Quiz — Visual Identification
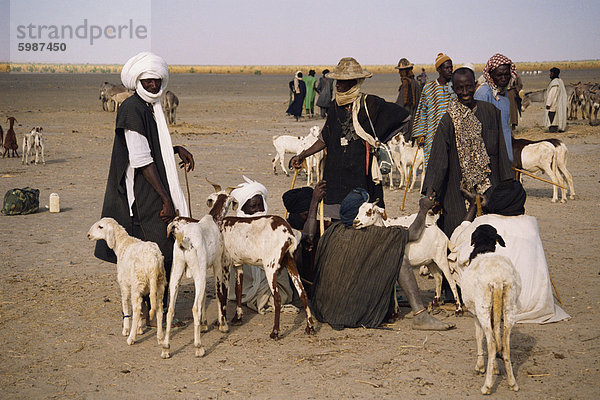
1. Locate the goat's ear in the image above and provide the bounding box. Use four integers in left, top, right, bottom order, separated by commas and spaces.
206, 198, 214, 208
496, 234, 506, 247
105, 226, 115, 249
381, 209, 388, 220
225, 186, 238, 195
231, 199, 238, 211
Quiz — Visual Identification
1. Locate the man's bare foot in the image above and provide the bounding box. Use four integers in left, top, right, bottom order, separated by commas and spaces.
412, 310, 456, 330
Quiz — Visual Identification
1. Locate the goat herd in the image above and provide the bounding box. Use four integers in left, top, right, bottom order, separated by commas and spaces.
274, 125, 575, 203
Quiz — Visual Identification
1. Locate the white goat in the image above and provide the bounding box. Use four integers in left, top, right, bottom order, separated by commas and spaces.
87, 217, 166, 346
207, 182, 315, 339
272, 125, 320, 175
306, 147, 324, 186
452, 224, 521, 395
352, 201, 462, 313
160, 184, 237, 359
22, 126, 45, 165
388, 134, 424, 191
513, 137, 575, 203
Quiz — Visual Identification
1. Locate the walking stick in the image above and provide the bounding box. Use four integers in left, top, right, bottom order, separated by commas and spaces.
184, 164, 192, 218
512, 167, 566, 190
549, 273, 563, 305
284, 168, 299, 219
319, 199, 325, 236
401, 143, 421, 211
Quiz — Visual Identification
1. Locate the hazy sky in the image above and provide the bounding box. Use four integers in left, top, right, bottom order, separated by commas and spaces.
2, 0, 599, 65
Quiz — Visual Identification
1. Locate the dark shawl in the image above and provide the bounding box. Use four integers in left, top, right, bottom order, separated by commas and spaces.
310, 221, 408, 329
422, 100, 513, 238
321, 94, 410, 205
316, 76, 334, 108
286, 80, 306, 117
94, 93, 174, 265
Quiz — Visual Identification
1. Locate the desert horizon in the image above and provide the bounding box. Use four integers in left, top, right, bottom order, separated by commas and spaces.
2, 59, 600, 75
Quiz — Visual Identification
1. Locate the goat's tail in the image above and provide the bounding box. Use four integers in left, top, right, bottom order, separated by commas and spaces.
149, 276, 158, 321
491, 284, 504, 353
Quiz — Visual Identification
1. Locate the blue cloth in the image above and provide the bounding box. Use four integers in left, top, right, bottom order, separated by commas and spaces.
474, 84, 513, 163
339, 188, 370, 227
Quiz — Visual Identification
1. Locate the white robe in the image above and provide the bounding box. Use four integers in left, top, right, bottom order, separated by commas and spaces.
226, 177, 296, 314
449, 214, 570, 324
544, 78, 568, 131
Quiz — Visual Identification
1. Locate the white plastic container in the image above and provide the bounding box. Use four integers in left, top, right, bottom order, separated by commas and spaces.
49, 193, 60, 213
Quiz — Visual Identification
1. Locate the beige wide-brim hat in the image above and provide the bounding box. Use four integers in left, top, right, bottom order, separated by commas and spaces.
326, 57, 373, 80
395, 58, 414, 70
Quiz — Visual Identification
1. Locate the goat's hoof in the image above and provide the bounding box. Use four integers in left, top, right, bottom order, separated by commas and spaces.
137, 327, 144, 335
305, 326, 316, 335
126, 338, 135, 346
569, 195, 576, 200
432, 298, 440, 307
195, 346, 206, 357
219, 323, 229, 333
560, 199, 566, 203
270, 331, 279, 340
509, 383, 519, 392
122, 329, 129, 337
455, 307, 464, 316
480, 385, 492, 395
551, 198, 558, 203
161, 346, 171, 359
200, 321, 209, 332
231, 316, 243, 326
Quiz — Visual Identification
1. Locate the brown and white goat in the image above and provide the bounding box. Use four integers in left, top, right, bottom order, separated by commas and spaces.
205, 181, 316, 339
352, 201, 462, 313
452, 224, 521, 395
22, 126, 45, 165
512, 137, 575, 203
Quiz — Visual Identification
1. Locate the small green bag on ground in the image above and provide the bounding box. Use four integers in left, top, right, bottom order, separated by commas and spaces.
1, 187, 40, 215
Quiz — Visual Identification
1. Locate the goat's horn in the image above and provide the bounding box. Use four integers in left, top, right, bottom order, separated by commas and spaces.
205, 177, 221, 192
225, 186, 239, 195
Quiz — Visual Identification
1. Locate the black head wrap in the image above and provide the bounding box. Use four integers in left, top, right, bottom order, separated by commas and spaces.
484, 180, 526, 216
283, 187, 313, 214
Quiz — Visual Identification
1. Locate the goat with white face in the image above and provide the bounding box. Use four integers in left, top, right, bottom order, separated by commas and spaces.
87, 217, 166, 346
452, 224, 521, 395
353, 200, 462, 313
272, 125, 320, 175
161, 183, 238, 358
388, 134, 424, 191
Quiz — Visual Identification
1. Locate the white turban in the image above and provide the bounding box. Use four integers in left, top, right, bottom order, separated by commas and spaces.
119, 52, 189, 217
121, 52, 169, 91
231, 176, 268, 217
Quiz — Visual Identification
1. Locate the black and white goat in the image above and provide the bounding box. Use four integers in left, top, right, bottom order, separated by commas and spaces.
452, 224, 521, 395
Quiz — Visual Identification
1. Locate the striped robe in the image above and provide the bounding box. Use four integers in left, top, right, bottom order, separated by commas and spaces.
411, 80, 455, 171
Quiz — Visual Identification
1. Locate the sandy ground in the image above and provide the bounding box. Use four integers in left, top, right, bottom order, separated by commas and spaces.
0, 71, 599, 399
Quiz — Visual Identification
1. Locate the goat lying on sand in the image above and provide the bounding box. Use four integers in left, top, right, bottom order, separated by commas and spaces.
454, 224, 521, 395
353, 200, 462, 313
161, 185, 236, 359
87, 217, 166, 346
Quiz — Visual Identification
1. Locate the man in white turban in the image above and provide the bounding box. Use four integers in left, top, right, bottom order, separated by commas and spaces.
95, 52, 194, 325
228, 176, 296, 315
